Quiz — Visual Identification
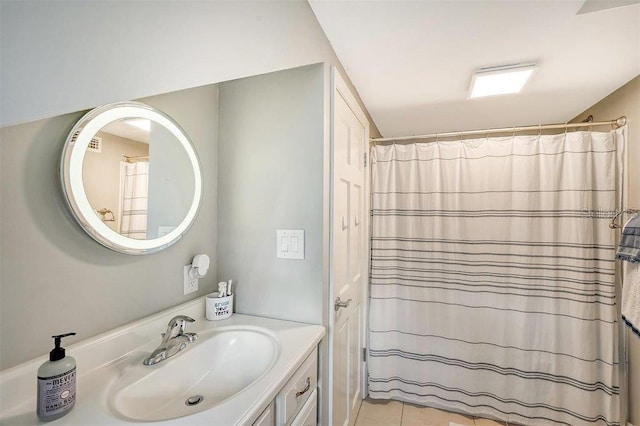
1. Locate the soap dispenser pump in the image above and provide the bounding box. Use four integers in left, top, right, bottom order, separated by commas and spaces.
37, 333, 77, 422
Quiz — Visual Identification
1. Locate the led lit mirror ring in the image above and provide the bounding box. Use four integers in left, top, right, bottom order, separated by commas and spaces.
60, 101, 202, 255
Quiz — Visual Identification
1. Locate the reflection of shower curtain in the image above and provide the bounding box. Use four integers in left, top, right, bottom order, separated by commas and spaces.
118, 161, 149, 239
368, 130, 624, 426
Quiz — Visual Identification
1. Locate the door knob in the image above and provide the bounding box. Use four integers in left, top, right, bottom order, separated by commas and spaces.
334, 297, 352, 311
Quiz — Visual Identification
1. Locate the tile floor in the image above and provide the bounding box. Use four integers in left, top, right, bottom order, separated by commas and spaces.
354, 398, 511, 426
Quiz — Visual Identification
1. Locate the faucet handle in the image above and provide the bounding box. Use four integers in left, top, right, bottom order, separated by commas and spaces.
167, 315, 195, 337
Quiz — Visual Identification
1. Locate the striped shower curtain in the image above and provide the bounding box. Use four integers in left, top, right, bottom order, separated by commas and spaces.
368, 129, 624, 426
118, 161, 149, 239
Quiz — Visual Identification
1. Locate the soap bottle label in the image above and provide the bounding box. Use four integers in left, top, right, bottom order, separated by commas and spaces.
37, 367, 76, 417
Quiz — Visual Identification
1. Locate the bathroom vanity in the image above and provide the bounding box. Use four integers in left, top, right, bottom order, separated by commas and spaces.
0, 297, 325, 425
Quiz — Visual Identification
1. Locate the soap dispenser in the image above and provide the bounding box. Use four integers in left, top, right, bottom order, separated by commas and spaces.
37, 333, 77, 422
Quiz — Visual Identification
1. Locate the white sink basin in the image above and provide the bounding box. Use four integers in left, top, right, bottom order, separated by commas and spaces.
107, 327, 279, 422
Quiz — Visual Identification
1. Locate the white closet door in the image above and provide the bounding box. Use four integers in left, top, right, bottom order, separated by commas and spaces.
331, 69, 369, 426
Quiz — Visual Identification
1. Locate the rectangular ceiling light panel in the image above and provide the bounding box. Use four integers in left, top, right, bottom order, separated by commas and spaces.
469, 64, 536, 98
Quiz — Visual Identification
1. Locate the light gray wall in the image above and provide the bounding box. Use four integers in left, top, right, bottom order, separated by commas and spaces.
0, 84, 219, 370
0, 0, 380, 139
217, 64, 325, 325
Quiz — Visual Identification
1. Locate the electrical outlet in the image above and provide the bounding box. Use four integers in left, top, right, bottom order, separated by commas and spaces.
183, 265, 198, 295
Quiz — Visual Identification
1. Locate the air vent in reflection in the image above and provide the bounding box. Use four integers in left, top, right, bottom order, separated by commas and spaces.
87, 136, 102, 153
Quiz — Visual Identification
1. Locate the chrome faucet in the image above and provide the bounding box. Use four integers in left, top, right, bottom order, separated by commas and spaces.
143, 315, 198, 366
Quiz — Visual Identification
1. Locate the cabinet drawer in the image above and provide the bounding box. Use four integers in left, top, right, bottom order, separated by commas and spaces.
290, 389, 317, 426
253, 400, 275, 426
276, 351, 318, 425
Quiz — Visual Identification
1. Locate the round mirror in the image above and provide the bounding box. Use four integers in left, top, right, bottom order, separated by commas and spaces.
60, 101, 202, 254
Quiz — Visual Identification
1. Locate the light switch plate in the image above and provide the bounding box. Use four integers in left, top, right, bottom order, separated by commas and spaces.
277, 229, 304, 259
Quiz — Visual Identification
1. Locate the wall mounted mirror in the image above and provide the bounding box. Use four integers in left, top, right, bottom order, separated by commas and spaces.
60, 101, 202, 254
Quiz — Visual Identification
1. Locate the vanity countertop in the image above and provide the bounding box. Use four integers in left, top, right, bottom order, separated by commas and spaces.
0, 297, 325, 425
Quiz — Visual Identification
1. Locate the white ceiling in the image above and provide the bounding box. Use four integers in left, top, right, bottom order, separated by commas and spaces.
100, 120, 150, 144
309, 1, 640, 137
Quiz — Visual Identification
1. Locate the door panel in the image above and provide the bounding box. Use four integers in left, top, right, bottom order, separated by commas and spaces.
335, 178, 350, 300
350, 183, 362, 283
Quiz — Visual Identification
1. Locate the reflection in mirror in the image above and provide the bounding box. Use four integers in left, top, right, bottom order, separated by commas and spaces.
80, 118, 195, 241
82, 119, 149, 237
61, 101, 202, 255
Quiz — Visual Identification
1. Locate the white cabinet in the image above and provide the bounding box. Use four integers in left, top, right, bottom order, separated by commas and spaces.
253, 350, 318, 426
253, 401, 276, 426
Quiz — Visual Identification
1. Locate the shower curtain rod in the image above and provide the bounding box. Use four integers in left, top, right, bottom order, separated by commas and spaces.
370, 116, 627, 144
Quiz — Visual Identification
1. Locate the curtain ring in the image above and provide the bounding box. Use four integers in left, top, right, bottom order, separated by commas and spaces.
435, 133, 439, 143
538, 124, 542, 137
